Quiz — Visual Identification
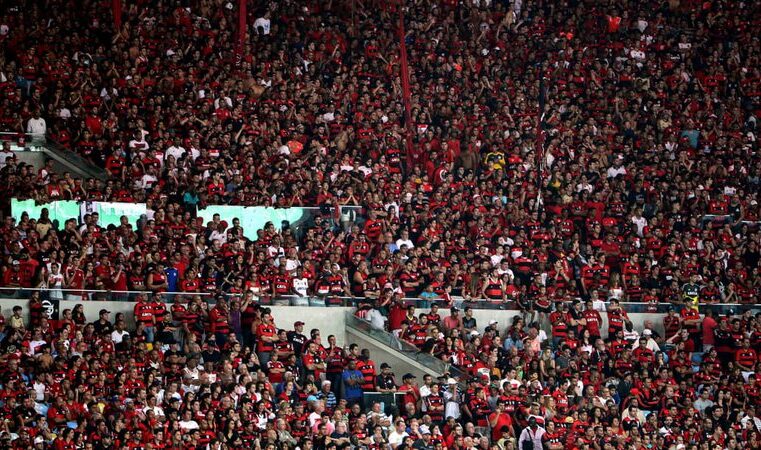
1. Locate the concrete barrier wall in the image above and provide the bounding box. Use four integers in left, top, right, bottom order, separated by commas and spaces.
0, 298, 350, 345
0, 298, 669, 343
464, 308, 668, 338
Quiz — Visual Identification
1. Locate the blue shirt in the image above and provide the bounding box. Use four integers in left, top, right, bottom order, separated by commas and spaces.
165, 267, 179, 292
342, 369, 364, 400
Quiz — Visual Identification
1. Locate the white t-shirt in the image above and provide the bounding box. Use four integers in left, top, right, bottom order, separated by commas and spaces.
0, 149, 14, 168
607, 165, 627, 178
285, 258, 301, 272
268, 245, 285, 259
129, 138, 150, 152
29, 339, 47, 356
367, 309, 386, 330
592, 299, 607, 312
27, 117, 47, 135
165, 145, 186, 161
396, 239, 414, 249
293, 278, 309, 296
140, 173, 158, 189
144, 405, 165, 417
111, 329, 129, 344
631, 216, 647, 236
388, 430, 409, 448
209, 230, 228, 244
32, 381, 46, 401
253, 17, 271, 35
497, 267, 514, 280
179, 419, 199, 431
48, 272, 64, 288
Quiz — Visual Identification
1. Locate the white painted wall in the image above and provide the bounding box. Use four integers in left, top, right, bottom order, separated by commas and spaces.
0, 299, 350, 345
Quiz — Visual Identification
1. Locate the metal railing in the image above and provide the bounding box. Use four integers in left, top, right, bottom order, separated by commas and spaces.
0, 132, 109, 180
0, 131, 46, 151
42, 136, 110, 181
700, 214, 761, 226
345, 312, 465, 379
0, 287, 757, 316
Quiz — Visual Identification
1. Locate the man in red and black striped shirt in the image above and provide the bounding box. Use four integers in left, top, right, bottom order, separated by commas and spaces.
209, 296, 230, 345
425, 383, 445, 423
256, 309, 279, 368
736, 338, 757, 375
357, 349, 377, 392
133, 295, 155, 340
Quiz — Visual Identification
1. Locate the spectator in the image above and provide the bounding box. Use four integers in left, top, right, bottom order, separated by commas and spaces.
26, 110, 46, 136
387, 418, 409, 450
0, 0, 759, 448
516, 416, 544, 450
341, 359, 364, 407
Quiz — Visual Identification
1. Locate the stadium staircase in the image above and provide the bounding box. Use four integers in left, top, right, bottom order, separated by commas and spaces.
345, 312, 465, 381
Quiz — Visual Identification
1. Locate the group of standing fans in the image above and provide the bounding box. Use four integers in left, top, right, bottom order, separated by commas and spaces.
2, 284, 761, 450
0, 0, 760, 448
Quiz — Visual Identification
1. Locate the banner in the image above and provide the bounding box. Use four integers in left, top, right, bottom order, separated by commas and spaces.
196, 206, 312, 239
41, 298, 60, 321
12, 199, 147, 228
398, 4, 414, 167
80, 201, 147, 227
12, 198, 360, 240
11, 199, 80, 228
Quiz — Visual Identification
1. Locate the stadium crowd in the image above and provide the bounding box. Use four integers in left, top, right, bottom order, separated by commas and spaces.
0, 0, 761, 448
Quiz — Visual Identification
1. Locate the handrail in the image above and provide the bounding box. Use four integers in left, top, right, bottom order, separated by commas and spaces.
0, 287, 756, 315
700, 214, 761, 225
0, 133, 109, 179
345, 312, 465, 379
0, 131, 45, 137
42, 137, 110, 181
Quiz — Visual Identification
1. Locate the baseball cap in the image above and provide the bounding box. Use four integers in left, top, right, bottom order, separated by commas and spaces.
99, 309, 110, 315
294, 321, 305, 327
403, 373, 416, 380
381, 363, 391, 369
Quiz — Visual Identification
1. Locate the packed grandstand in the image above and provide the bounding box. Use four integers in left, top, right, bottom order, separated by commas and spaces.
0, 0, 760, 449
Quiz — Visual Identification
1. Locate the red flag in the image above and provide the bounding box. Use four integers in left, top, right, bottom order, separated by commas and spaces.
113, 0, 122, 31
398, 3, 414, 169
238, 0, 247, 51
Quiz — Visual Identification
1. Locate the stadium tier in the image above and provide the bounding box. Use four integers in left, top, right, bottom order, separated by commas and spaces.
0, 0, 760, 449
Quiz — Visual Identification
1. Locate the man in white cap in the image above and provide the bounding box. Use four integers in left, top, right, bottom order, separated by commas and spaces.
444, 378, 461, 420
413, 425, 434, 449
636, 328, 661, 353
